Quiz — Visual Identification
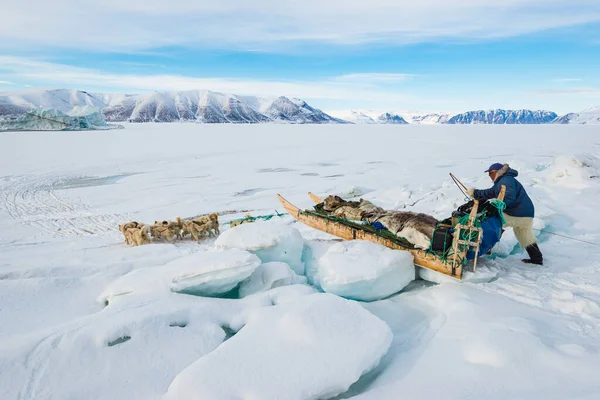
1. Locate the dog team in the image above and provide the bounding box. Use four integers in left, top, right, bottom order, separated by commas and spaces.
118, 213, 220, 246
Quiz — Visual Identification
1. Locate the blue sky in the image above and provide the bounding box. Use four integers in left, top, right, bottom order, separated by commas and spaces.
1, 0, 600, 113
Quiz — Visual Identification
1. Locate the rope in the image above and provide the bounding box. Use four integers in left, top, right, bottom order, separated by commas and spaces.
231, 210, 287, 224
449, 173, 471, 201
488, 199, 506, 225
533, 229, 600, 247
305, 209, 416, 249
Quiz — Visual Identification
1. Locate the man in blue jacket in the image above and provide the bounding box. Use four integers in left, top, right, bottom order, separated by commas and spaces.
467, 163, 543, 265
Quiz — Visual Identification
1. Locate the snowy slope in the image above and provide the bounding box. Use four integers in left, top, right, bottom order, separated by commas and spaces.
0, 88, 109, 116
554, 106, 600, 124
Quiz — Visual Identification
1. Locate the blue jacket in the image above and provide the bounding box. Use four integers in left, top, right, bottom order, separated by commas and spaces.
473, 165, 534, 217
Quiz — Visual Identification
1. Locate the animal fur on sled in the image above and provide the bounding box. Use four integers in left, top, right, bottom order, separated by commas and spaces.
318, 195, 438, 249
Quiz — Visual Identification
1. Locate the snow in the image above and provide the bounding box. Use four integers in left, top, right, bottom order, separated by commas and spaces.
239, 261, 308, 297
315, 241, 415, 301
562, 105, 600, 125
165, 293, 393, 400
98, 249, 261, 303
2, 123, 600, 399
327, 109, 451, 124
215, 221, 306, 275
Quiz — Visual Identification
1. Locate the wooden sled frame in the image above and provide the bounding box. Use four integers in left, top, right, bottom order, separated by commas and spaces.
279, 187, 505, 279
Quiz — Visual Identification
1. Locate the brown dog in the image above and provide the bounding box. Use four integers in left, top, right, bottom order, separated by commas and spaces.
193, 213, 219, 237
150, 222, 176, 242
119, 221, 145, 245
125, 226, 151, 246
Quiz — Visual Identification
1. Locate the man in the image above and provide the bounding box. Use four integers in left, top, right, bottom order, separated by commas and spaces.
467, 163, 543, 265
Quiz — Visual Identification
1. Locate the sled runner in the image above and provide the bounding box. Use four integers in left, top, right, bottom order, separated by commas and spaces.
278, 187, 505, 279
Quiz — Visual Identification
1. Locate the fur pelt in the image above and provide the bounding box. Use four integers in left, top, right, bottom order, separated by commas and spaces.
503, 214, 537, 247
318, 196, 438, 250
363, 210, 438, 250
332, 199, 384, 220
494, 164, 510, 182
322, 195, 360, 212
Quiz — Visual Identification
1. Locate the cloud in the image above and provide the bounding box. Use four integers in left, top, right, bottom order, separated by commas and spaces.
334, 73, 416, 83
552, 78, 582, 82
0, 80, 15, 85
0, 1, 599, 51
0, 56, 415, 103
531, 87, 600, 94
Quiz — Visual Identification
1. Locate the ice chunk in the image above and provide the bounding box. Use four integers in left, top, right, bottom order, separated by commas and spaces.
215, 221, 305, 275
315, 241, 415, 301
165, 293, 393, 400
239, 262, 308, 298
546, 155, 598, 188
98, 249, 261, 303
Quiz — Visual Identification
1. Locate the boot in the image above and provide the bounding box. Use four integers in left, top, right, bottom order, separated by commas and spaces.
522, 243, 543, 265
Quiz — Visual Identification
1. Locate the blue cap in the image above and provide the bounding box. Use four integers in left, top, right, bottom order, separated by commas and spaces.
485, 163, 503, 173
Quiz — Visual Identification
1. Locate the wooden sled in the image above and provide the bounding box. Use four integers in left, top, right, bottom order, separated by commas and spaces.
278, 194, 486, 279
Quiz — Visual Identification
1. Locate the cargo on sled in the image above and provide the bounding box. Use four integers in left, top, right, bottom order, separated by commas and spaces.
277, 186, 506, 279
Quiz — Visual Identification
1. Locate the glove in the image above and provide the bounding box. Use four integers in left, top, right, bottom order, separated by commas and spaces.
466, 187, 475, 198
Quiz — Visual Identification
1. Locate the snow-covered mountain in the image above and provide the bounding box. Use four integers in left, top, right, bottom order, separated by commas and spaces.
400, 112, 450, 124
259, 97, 346, 124
0, 89, 344, 124
328, 110, 409, 124
0, 89, 116, 116
447, 109, 558, 124
328, 110, 378, 124
553, 106, 600, 124
376, 112, 408, 124
102, 91, 272, 123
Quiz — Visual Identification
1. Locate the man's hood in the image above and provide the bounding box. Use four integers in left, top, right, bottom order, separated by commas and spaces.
495, 164, 518, 181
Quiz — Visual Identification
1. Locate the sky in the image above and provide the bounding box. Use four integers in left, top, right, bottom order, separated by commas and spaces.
1, 0, 600, 114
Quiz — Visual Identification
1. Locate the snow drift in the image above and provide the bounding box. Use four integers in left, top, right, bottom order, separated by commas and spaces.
165, 293, 393, 400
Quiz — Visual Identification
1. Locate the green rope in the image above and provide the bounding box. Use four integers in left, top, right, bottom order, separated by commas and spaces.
231, 210, 287, 224
302, 210, 417, 250
489, 199, 506, 225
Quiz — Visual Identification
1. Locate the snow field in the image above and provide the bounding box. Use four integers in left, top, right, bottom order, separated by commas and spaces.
1, 124, 600, 399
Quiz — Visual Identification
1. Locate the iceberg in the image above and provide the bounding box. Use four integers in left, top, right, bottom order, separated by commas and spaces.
315, 240, 415, 301
0, 106, 122, 131
165, 293, 393, 400
215, 221, 305, 275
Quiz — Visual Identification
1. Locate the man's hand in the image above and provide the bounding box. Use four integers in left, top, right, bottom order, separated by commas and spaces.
466, 188, 475, 198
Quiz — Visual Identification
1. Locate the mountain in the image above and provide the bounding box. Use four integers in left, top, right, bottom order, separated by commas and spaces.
102, 91, 271, 123
259, 97, 346, 124
446, 109, 558, 124
328, 110, 378, 124
553, 106, 600, 124
0, 89, 344, 124
376, 112, 408, 124
400, 112, 450, 124
328, 109, 410, 124
0, 89, 112, 116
